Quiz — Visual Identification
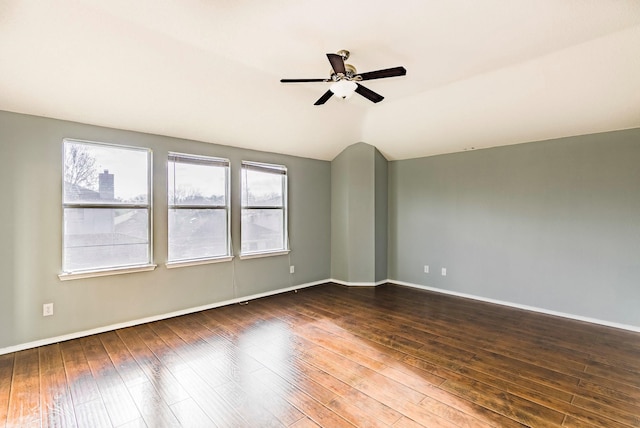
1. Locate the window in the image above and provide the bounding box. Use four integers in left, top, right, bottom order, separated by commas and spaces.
167, 153, 231, 264
61, 139, 152, 275
241, 161, 288, 257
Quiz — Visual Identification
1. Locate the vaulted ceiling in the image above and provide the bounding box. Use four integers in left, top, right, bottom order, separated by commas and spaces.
1, 0, 639, 160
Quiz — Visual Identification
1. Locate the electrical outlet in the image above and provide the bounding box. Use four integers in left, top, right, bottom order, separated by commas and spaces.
441, 268, 447, 276
289, 265, 295, 274
43, 303, 54, 317
424, 265, 429, 273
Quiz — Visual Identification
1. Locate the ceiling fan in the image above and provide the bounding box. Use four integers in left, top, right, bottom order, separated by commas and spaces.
280, 50, 407, 105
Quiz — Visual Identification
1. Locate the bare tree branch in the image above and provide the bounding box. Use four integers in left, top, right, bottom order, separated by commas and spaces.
64, 144, 97, 188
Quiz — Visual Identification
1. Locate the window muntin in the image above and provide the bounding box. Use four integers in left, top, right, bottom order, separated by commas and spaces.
62, 139, 152, 273
241, 161, 288, 255
167, 153, 230, 263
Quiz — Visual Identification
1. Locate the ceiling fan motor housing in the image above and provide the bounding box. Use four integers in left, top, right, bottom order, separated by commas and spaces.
332, 63, 359, 81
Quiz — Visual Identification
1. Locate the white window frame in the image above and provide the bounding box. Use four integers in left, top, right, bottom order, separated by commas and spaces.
59, 139, 155, 280
240, 161, 289, 259
166, 152, 232, 268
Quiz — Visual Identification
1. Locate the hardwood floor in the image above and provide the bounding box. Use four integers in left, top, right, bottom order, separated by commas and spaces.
1, 283, 639, 427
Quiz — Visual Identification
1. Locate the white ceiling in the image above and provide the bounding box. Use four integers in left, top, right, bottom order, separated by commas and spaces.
1, 0, 639, 160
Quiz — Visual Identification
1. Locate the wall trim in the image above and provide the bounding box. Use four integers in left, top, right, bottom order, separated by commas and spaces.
5, 277, 638, 355
388, 279, 640, 333
0, 279, 326, 356
330, 278, 388, 287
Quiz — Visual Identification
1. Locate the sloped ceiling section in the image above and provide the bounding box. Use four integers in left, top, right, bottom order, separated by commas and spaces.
366, 24, 640, 160
0, 0, 639, 160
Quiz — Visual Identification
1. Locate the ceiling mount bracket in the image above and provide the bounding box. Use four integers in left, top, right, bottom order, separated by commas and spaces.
336, 49, 350, 61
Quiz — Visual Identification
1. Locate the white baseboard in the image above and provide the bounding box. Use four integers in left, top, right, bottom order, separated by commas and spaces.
388, 279, 640, 333
0, 279, 326, 356
4, 278, 637, 355
330, 278, 388, 287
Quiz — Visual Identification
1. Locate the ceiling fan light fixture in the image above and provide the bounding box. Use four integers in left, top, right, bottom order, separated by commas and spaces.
329, 80, 358, 99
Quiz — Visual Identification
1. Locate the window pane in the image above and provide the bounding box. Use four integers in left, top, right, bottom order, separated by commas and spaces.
243, 169, 283, 207
167, 153, 230, 263
64, 141, 149, 204
168, 161, 227, 206
168, 209, 228, 261
63, 208, 149, 271
241, 209, 284, 253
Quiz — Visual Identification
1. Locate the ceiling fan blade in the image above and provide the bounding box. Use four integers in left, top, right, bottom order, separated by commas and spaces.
280, 78, 327, 83
358, 66, 407, 81
314, 90, 334, 105
355, 84, 384, 103
327, 53, 346, 75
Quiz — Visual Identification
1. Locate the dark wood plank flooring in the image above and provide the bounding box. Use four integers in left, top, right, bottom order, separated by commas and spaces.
1, 283, 639, 427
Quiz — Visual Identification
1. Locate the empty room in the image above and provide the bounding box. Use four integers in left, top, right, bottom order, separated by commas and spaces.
1, 1, 639, 427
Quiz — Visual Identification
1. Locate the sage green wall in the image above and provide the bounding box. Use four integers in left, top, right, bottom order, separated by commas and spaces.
374, 149, 388, 282
0, 110, 331, 349
388, 128, 640, 326
330, 145, 351, 281
331, 143, 375, 282
330, 142, 387, 283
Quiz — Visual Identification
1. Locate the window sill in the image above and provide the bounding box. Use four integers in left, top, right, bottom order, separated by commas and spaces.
166, 256, 234, 269
239, 249, 290, 260
58, 264, 157, 281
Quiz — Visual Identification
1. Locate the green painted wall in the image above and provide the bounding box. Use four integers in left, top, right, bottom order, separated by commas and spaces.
0, 110, 331, 349
374, 148, 388, 283
3, 109, 638, 349
331, 143, 375, 282
388, 129, 640, 326
331, 142, 387, 283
